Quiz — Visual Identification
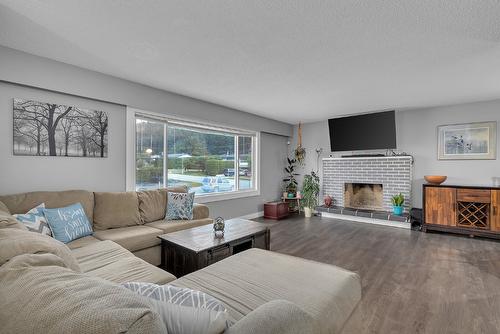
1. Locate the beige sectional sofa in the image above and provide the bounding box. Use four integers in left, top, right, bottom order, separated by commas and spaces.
0, 188, 362, 333
0, 187, 212, 266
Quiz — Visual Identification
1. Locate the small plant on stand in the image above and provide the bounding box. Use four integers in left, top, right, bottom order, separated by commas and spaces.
283, 157, 299, 197
391, 193, 405, 215
301, 171, 320, 218
294, 122, 306, 165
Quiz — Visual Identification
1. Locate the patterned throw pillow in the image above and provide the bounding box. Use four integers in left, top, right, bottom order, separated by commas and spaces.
166, 192, 195, 220
121, 282, 230, 334
43, 203, 93, 243
13, 203, 52, 236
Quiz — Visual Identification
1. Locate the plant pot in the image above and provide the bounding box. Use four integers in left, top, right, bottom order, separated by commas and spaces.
304, 207, 313, 218
393, 206, 404, 215
287, 192, 295, 198
324, 195, 332, 207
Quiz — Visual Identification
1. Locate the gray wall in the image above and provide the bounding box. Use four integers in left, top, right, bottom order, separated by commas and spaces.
292, 99, 500, 208
0, 46, 291, 218
0, 46, 291, 137
0, 81, 127, 193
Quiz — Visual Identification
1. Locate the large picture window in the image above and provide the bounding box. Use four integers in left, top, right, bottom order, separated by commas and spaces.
133, 112, 258, 201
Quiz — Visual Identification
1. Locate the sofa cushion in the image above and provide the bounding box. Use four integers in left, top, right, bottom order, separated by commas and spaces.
0, 228, 81, 272
72, 240, 175, 284
67, 235, 101, 250
171, 248, 361, 334
88, 256, 175, 285
0, 253, 165, 334
137, 189, 167, 224
71, 239, 135, 272
0, 190, 94, 222
145, 218, 213, 234
93, 192, 142, 230
93, 226, 163, 252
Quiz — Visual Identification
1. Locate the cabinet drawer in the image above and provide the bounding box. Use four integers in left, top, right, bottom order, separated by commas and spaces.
457, 189, 491, 203
207, 245, 230, 265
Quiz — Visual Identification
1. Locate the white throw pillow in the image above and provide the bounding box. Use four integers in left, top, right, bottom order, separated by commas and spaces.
13, 203, 52, 236
121, 282, 230, 334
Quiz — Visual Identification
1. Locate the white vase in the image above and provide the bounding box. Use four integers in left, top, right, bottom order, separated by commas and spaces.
304, 207, 313, 218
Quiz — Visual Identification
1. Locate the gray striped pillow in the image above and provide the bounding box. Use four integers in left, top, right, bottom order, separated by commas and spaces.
121, 282, 230, 334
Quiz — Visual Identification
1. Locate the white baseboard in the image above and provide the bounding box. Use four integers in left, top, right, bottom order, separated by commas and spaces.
321, 212, 411, 230
237, 211, 264, 220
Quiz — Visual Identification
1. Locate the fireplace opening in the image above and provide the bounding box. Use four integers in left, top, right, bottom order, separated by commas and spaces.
344, 183, 383, 210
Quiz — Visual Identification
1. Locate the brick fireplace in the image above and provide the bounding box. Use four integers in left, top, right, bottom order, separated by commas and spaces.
322, 156, 413, 212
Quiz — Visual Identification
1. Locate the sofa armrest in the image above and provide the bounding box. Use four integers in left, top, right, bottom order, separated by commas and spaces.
225, 300, 317, 334
192, 203, 209, 220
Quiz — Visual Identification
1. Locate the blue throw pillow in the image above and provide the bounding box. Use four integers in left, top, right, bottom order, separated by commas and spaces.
166, 192, 195, 220
43, 203, 93, 243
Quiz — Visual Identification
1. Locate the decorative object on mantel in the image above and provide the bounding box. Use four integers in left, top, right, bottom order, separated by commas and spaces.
301, 171, 320, 218
424, 175, 447, 185
293, 122, 306, 164
437, 121, 497, 160
283, 157, 299, 197
13, 98, 109, 157
213, 217, 225, 238
391, 193, 405, 215
324, 195, 333, 207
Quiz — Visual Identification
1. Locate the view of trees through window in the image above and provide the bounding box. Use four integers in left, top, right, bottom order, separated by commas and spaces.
136, 118, 255, 195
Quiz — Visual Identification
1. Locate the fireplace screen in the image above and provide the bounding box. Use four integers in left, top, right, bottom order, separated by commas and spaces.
344, 183, 383, 210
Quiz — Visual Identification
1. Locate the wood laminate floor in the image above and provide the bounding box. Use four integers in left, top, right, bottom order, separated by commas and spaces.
253, 215, 500, 334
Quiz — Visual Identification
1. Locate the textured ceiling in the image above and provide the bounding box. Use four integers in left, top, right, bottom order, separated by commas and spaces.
1, 1, 500, 124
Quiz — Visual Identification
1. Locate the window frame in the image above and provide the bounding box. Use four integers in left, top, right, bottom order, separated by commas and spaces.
126, 107, 260, 203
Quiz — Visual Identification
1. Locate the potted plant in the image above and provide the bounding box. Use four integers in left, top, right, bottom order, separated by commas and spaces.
391, 193, 405, 215
301, 171, 320, 218
283, 157, 299, 197
294, 123, 306, 164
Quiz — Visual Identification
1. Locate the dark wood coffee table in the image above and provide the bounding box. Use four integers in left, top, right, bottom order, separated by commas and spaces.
159, 218, 270, 277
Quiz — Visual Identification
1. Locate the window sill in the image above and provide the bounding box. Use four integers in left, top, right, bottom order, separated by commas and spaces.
194, 189, 260, 204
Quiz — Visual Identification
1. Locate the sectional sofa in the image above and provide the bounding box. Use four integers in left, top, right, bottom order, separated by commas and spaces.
0, 187, 212, 266
0, 188, 362, 333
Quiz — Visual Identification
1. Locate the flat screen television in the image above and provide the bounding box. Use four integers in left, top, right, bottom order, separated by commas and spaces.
328, 111, 396, 152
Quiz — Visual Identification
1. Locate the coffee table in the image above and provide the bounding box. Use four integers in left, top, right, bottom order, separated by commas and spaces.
158, 218, 270, 277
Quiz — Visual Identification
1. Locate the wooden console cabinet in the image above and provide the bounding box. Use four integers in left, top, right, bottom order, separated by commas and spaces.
423, 184, 500, 239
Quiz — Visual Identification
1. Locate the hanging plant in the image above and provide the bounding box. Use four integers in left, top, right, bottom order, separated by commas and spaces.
294, 122, 306, 164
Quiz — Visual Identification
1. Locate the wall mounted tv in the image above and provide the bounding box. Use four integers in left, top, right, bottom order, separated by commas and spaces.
328, 110, 396, 152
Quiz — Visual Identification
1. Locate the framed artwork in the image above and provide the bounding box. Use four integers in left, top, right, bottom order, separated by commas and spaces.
437, 121, 497, 160
13, 98, 108, 157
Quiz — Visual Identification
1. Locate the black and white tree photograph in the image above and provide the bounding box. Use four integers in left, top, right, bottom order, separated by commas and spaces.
13, 98, 108, 157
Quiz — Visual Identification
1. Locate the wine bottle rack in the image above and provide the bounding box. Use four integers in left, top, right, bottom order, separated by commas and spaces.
457, 201, 489, 229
